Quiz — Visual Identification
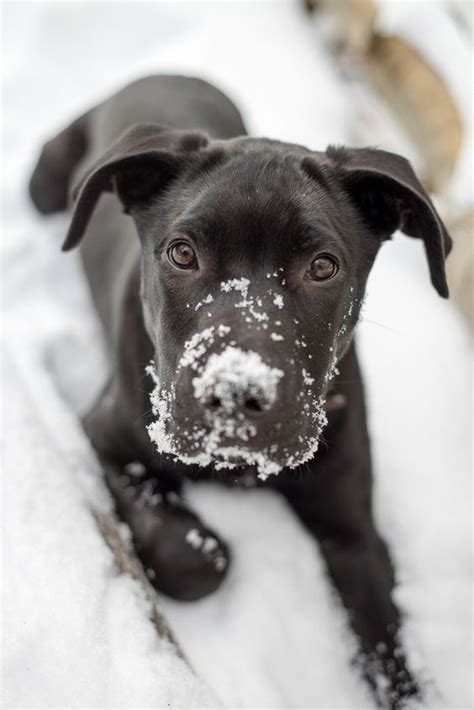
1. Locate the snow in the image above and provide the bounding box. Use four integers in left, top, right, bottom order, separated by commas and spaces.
178, 325, 221, 370
1, 347, 218, 709
194, 293, 214, 311
273, 293, 284, 309
148, 341, 286, 479
2, 1, 472, 709
146, 326, 290, 473
220, 276, 272, 324
185, 528, 204, 549
192, 346, 284, 412
185, 529, 226, 572
189, 345, 285, 478
148, 319, 328, 477
220, 277, 251, 296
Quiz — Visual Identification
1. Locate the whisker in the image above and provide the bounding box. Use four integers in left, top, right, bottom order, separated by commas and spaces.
135, 407, 154, 423
359, 318, 401, 334
137, 370, 153, 386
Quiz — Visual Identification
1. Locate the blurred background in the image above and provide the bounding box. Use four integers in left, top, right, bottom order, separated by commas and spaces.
2, 2, 472, 709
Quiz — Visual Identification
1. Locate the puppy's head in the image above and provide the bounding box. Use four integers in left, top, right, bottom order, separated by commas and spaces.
65, 124, 452, 478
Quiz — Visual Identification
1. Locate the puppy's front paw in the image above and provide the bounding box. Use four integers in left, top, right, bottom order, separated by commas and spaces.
359, 645, 422, 710
141, 507, 230, 601
104, 461, 230, 601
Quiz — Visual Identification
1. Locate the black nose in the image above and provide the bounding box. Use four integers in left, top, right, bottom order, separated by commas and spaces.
206, 389, 268, 417
192, 346, 284, 420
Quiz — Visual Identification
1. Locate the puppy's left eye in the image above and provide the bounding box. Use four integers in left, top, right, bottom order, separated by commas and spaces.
167, 241, 198, 270
306, 254, 339, 282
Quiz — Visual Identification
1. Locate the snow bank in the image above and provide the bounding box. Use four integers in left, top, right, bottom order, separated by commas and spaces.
1, 344, 218, 709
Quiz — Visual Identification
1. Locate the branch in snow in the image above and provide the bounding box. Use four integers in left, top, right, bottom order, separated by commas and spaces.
94, 511, 189, 663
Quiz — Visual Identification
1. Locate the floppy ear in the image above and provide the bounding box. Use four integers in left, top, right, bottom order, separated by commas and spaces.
62, 122, 209, 251
325, 146, 452, 298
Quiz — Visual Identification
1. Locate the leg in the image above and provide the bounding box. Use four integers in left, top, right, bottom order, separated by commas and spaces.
102, 458, 230, 601
319, 528, 419, 707
83, 392, 230, 601
283, 482, 420, 709
276, 344, 421, 707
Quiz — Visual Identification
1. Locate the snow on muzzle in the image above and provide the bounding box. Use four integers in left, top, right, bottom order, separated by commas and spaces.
192, 346, 283, 417
146, 321, 330, 480
145, 324, 286, 478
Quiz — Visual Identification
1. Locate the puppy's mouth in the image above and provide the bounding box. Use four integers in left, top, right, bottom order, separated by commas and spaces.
146, 380, 289, 480
146, 390, 326, 480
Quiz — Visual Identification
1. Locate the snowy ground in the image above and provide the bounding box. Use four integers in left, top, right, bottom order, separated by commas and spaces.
1, 2, 472, 708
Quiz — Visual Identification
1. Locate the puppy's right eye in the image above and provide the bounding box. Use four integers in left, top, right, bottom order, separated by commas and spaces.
306, 254, 339, 282
167, 241, 198, 270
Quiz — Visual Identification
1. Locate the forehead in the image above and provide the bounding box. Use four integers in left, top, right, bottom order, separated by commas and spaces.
171, 149, 346, 262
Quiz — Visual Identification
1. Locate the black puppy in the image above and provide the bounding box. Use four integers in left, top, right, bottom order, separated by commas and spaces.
29, 76, 451, 708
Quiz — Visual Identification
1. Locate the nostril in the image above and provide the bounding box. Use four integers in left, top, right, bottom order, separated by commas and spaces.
193, 347, 284, 420
243, 397, 266, 414
205, 392, 268, 416
209, 396, 222, 410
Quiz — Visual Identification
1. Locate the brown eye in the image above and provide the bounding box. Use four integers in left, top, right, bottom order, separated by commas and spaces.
167, 241, 198, 270
307, 254, 338, 281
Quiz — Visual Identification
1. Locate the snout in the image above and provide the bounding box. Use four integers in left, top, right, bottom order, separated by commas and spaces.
147, 281, 335, 479
159, 330, 326, 478
192, 346, 283, 419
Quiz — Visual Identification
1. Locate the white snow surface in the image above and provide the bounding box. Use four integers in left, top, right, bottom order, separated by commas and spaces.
2, 2, 472, 709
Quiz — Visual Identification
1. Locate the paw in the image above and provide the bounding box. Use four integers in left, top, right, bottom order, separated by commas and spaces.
113, 464, 230, 601
140, 508, 230, 601
358, 645, 422, 710
184, 526, 228, 573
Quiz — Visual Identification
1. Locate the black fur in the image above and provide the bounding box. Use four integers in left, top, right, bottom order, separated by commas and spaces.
29, 75, 452, 709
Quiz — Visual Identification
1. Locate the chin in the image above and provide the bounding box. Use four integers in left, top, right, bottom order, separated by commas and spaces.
148, 412, 325, 481
146, 373, 330, 480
